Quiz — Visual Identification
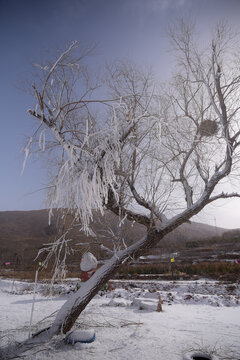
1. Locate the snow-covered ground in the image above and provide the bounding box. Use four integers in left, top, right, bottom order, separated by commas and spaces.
0, 277, 240, 359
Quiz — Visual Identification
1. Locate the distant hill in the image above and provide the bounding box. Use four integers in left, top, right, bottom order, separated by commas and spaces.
0, 209, 231, 267
0, 210, 56, 267
159, 221, 226, 250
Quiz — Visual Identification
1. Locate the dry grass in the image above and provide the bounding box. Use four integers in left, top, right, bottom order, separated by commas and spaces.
1, 260, 239, 282
0, 268, 81, 282
117, 261, 240, 281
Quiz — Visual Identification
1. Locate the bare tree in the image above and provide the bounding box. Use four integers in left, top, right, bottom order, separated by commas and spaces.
13, 21, 240, 354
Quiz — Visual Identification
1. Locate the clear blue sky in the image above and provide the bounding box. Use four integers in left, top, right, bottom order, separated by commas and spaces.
1, 0, 240, 228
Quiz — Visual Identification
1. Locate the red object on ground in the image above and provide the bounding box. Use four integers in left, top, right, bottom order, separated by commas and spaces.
80, 269, 96, 281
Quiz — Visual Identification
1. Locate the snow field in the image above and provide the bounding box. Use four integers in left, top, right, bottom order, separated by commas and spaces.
0, 278, 240, 360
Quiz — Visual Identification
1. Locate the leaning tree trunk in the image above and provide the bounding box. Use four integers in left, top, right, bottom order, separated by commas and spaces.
36, 233, 152, 338
5, 189, 218, 359
9, 230, 161, 359
48, 229, 166, 335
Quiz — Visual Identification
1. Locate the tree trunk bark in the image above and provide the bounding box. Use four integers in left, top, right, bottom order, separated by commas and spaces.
13, 233, 152, 357
21, 222, 185, 348
10, 220, 189, 357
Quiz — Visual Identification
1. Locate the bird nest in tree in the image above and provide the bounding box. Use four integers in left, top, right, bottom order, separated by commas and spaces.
199, 120, 218, 137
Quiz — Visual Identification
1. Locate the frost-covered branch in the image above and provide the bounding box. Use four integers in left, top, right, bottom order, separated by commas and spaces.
16, 22, 240, 355
208, 192, 240, 203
